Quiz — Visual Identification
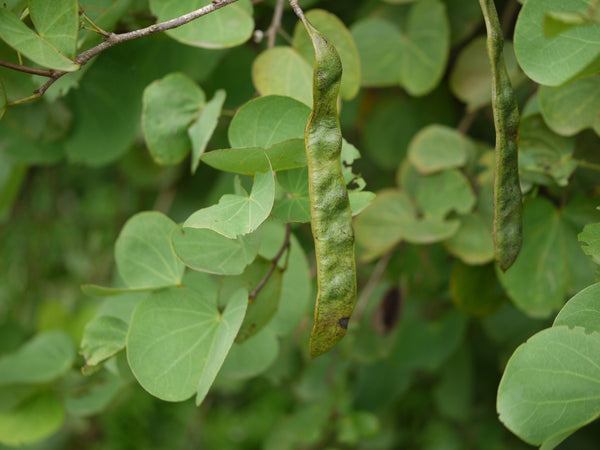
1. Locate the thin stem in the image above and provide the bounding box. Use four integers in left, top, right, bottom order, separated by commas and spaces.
249, 224, 292, 299
288, 0, 305, 20
80, 9, 110, 36
266, 0, 286, 48
6, 93, 42, 106
0, 60, 55, 77
578, 160, 600, 172
352, 250, 393, 322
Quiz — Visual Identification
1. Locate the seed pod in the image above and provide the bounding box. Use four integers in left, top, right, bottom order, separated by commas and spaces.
479, 0, 523, 271
295, 10, 357, 357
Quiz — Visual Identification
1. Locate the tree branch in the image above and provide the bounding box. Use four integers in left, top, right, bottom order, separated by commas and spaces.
249, 223, 291, 300
266, 0, 286, 48
7, 0, 243, 99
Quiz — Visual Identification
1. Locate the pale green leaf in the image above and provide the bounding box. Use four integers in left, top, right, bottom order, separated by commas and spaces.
114, 211, 185, 289
196, 289, 248, 405
554, 282, 600, 333
514, 0, 600, 86
252, 47, 313, 106
228, 95, 309, 148
401, 218, 460, 244
184, 167, 275, 238
497, 326, 600, 448
170, 225, 260, 275
444, 213, 495, 265
408, 125, 472, 174
0, 330, 74, 386
142, 73, 206, 166
292, 9, 361, 100
149, 0, 254, 49
579, 222, 600, 264
414, 169, 475, 218
81, 284, 156, 297
81, 316, 128, 368
29, 0, 78, 57
219, 327, 279, 379
0, 391, 64, 446
189, 89, 226, 173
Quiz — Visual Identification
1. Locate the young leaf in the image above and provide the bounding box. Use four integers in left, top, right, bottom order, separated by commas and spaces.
114, 211, 185, 289
171, 225, 260, 275
407, 125, 472, 174
0, 330, 75, 386
189, 89, 226, 173
184, 166, 275, 238
80, 316, 129, 371
252, 47, 313, 106
29, 0, 79, 58
497, 326, 600, 448
0, 8, 79, 71
142, 73, 206, 166
149, 0, 254, 49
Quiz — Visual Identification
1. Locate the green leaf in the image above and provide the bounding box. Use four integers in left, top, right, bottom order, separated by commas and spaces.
196, 289, 248, 405
114, 211, 185, 289
292, 9, 361, 100
252, 47, 313, 106
218, 327, 279, 380
229, 95, 310, 148
450, 36, 523, 111
538, 76, 600, 136
497, 326, 600, 448
0, 391, 64, 446
0, 8, 79, 71
29, 0, 78, 57
80, 284, 156, 297
80, 316, 128, 370
201, 140, 307, 175
0, 330, 74, 386
127, 286, 247, 402
579, 222, 600, 264
189, 89, 226, 173
399, 0, 449, 96
414, 169, 475, 218
171, 225, 259, 275
554, 282, 600, 333
219, 257, 282, 343
142, 73, 206, 166
497, 198, 597, 318
518, 114, 578, 187
0, 76, 6, 121
184, 167, 275, 238
450, 262, 505, 317
350, 18, 403, 87
514, 0, 600, 86
149, 0, 254, 49
408, 125, 472, 174
65, 371, 125, 417
444, 213, 495, 265
543, 11, 594, 38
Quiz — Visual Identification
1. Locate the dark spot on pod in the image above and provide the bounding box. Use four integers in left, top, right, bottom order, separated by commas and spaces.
338, 317, 349, 329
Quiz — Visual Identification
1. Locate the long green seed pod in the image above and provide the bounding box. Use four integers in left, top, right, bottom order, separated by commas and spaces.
292, 5, 357, 357
479, 0, 523, 272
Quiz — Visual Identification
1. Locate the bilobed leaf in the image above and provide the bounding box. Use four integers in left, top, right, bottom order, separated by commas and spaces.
196, 289, 248, 405
514, 0, 600, 86
149, 0, 254, 49
414, 169, 475, 218
350, 18, 403, 87
554, 282, 600, 333
400, 0, 449, 96
229, 95, 310, 148
0, 391, 64, 446
579, 222, 600, 264
114, 212, 185, 289
170, 225, 260, 275
0, 8, 79, 71
408, 125, 472, 174
29, 0, 79, 57
293, 9, 361, 100
252, 47, 313, 106
80, 316, 128, 369
201, 140, 307, 175
218, 327, 279, 379
497, 198, 596, 318
538, 76, 600, 136
127, 287, 247, 402
189, 89, 226, 173
184, 166, 275, 238
497, 326, 600, 448
450, 37, 523, 111
142, 73, 206, 166
0, 330, 74, 386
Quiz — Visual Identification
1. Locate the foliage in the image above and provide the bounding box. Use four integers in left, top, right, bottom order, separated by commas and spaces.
1, 0, 600, 448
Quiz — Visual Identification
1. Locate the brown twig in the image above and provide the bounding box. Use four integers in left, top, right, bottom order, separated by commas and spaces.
352, 250, 393, 322
249, 223, 291, 299
0, 59, 55, 77
266, 0, 286, 48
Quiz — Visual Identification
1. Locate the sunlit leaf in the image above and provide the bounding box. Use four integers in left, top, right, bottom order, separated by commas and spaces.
189, 89, 226, 173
